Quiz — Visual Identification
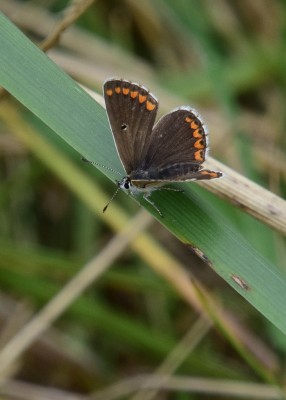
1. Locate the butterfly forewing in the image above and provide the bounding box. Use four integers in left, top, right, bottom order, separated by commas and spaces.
104, 79, 158, 174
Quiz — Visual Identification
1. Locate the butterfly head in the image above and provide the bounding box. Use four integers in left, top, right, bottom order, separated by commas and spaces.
118, 176, 132, 191
102, 176, 134, 213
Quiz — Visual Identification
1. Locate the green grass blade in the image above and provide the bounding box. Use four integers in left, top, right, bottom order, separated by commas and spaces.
1, 13, 286, 337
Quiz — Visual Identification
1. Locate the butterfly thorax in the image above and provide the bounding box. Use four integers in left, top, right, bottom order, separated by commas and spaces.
118, 176, 163, 195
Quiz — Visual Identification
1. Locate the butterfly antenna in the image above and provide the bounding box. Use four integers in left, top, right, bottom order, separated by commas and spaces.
103, 186, 121, 213
81, 157, 122, 176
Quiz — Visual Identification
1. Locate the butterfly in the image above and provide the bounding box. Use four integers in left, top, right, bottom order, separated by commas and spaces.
94, 78, 222, 216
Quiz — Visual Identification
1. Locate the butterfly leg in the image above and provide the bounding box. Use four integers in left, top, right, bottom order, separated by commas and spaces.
159, 187, 184, 193
143, 193, 163, 217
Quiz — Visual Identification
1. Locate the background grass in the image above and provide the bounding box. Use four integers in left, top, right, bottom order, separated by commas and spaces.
0, 0, 286, 399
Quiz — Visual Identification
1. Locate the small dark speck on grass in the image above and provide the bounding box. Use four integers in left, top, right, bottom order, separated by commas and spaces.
231, 275, 250, 290
187, 244, 213, 268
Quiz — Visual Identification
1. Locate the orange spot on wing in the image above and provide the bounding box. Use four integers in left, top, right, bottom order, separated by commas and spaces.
209, 171, 221, 178
146, 100, 156, 111
200, 170, 220, 178
115, 86, 121, 94
139, 94, 147, 103
123, 88, 130, 95
106, 89, 113, 96
194, 139, 204, 149
191, 120, 199, 129
130, 91, 138, 99
193, 129, 203, 138
194, 150, 204, 161
185, 117, 192, 123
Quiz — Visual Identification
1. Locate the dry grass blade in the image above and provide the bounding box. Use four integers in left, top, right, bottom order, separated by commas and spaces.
41, 0, 95, 51
1, 379, 88, 400
131, 317, 211, 400
0, 377, 281, 400
91, 375, 283, 400
0, 210, 153, 377
202, 158, 286, 235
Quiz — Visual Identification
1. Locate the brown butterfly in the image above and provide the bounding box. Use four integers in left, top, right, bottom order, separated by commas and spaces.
100, 78, 223, 216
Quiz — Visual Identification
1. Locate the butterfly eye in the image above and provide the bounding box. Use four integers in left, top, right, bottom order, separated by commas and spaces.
121, 123, 128, 131
124, 182, 130, 189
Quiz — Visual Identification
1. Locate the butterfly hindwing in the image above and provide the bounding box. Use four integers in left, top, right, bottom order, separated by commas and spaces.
131, 107, 221, 182
146, 107, 207, 168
